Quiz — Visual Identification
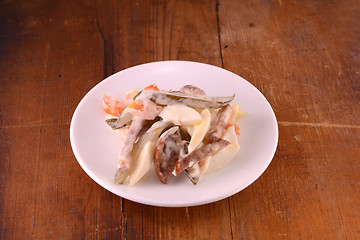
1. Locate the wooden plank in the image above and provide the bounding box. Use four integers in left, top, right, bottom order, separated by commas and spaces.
0, 0, 234, 239
0, 1, 124, 239
94, 0, 234, 239
1, 0, 359, 239
95, 0, 223, 72
229, 125, 360, 239
218, 0, 360, 124
218, 0, 360, 238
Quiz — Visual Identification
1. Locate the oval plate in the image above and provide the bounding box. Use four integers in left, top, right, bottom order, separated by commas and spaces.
70, 61, 278, 207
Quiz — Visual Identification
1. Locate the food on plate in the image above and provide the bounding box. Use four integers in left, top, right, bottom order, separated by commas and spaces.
134, 89, 235, 109
174, 138, 230, 175
205, 104, 233, 143
103, 83, 244, 185
154, 126, 182, 184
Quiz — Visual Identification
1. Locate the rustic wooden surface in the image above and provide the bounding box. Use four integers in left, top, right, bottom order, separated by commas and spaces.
1, 0, 359, 239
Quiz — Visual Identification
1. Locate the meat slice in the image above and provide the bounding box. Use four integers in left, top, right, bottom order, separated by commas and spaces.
205, 104, 233, 143
175, 139, 230, 175
154, 126, 182, 184
117, 118, 145, 172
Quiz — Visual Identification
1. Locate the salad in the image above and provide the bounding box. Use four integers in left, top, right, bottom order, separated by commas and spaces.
102, 84, 244, 186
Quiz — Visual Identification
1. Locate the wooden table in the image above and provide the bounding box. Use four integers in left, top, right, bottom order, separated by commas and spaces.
1, 0, 359, 239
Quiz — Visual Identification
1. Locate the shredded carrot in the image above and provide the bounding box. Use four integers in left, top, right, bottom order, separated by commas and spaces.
225, 123, 240, 135
127, 101, 144, 111
199, 159, 206, 167
144, 83, 160, 91
102, 94, 126, 115
103, 105, 125, 115
234, 124, 240, 135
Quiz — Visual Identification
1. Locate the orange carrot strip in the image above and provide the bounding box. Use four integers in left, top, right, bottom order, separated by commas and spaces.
103, 105, 125, 115
234, 124, 240, 135
102, 95, 126, 115
144, 83, 159, 91
127, 101, 144, 111
199, 159, 206, 167
225, 123, 240, 135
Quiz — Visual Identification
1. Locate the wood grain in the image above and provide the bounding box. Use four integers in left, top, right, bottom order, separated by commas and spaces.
0, 0, 359, 239
218, 0, 360, 239
93, 0, 233, 239
0, 1, 123, 239
219, 0, 360, 125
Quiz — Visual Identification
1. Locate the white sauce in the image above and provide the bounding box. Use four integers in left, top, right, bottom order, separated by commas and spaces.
108, 88, 242, 185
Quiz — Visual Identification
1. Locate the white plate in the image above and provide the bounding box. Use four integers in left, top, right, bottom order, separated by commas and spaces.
70, 61, 278, 207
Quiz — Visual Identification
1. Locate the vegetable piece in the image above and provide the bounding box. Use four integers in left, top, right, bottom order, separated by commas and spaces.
184, 108, 212, 184
134, 90, 235, 109
114, 125, 130, 140
144, 83, 160, 91
185, 166, 200, 185
187, 108, 211, 153
227, 104, 245, 125
105, 109, 132, 130
129, 141, 156, 186
106, 100, 162, 130
127, 101, 143, 110
175, 139, 230, 175
154, 126, 182, 184
115, 120, 171, 185
185, 157, 211, 185
127, 100, 162, 120
137, 116, 163, 137
124, 89, 140, 100
205, 104, 233, 143
102, 94, 128, 116
131, 120, 173, 159
159, 104, 202, 126
115, 168, 130, 184
178, 129, 190, 162
206, 126, 240, 174
234, 125, 240, 135
225, 123, 240, 135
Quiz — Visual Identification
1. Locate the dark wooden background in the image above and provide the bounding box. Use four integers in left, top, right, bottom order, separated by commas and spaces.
1, 0, 359, 239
